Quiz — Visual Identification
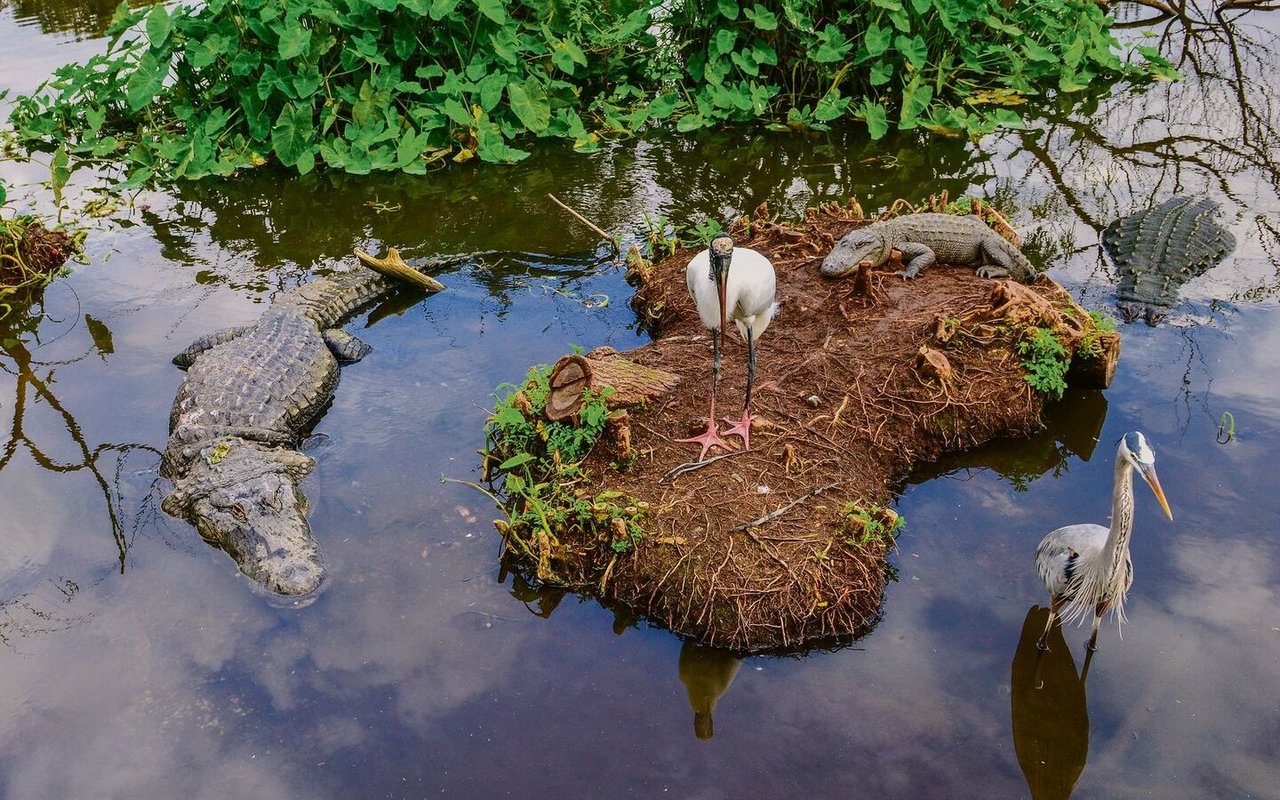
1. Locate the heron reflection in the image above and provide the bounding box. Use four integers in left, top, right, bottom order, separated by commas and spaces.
1011, 606, 1091, 800
678, 641, 743, 740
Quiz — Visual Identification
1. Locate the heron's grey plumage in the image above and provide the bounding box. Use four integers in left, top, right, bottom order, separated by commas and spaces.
1034, 431, 1172, 651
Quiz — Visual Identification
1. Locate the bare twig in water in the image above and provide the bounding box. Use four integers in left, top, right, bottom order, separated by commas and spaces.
547, 193, 618, 255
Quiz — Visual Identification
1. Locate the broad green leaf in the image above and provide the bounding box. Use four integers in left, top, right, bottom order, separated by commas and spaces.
477, 72, 507, 111
475, 0, 508, 24
507, 80, 550, 133
270, 103, 314, 168
145, 4, 171, 48
125, 51, 167, 111
430, 0, 459, 18
861, 101, 888, 139
713, 28, 737, 57
895, 34, 928, 71
864, 23, 891, 57
870, 60, 894, 86
910, 0, 932, 12
278, 23, 311, 60
648, 92, 679, 119
716, 0, 740, 20
50, 146, 70, 207
745, 4, 777, 29
442, 97, 473, 127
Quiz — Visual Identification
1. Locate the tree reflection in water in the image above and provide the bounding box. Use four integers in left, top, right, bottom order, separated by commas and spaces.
0, 291, 160, 641
997, 5, 1279, 306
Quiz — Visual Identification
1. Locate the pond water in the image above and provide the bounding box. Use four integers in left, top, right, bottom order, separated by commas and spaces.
2, 4, 1278, 799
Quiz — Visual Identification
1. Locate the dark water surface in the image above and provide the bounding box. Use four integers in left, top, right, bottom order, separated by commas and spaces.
2, 4, 1278, 799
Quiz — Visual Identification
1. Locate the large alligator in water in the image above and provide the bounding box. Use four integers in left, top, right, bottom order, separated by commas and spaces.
161, 250, 450, 596
820, 213, 1038, 283
1101, 196, 1236, 325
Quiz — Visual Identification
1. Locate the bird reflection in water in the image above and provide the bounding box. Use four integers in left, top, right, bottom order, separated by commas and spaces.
1011, 606, 1091, 800
678, 642, 743, 739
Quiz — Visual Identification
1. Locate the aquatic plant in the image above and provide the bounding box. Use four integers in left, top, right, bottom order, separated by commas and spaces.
6, 0, 1176, 183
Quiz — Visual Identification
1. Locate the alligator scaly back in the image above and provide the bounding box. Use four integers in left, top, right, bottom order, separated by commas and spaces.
1101, 196, 1235, 324
162, 253, 452, 596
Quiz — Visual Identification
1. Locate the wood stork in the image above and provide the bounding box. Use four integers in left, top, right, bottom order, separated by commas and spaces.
677, 232, 777, 460
1034, 431, 1173, 652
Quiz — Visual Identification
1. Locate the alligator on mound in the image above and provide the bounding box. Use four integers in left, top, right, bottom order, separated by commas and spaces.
485, 200, 1120, 652
1101, 196, 1236, 325
162, 250, 452, 596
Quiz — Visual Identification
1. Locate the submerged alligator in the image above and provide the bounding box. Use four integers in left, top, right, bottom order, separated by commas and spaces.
1101, 196, 1236, 325
821, 213, 1037, 283
161, 251, 449, 596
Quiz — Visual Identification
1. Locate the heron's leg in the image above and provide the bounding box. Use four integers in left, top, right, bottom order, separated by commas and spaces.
1036, 597, 1062, 651
1086, 603, 1106, 652
722, 324, 756, 449
677, 327, 730, 461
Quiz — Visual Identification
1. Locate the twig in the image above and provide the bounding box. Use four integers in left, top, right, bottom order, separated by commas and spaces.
731, 483, 839, 531
547, 193, 618, 255
659, 449, 748, 482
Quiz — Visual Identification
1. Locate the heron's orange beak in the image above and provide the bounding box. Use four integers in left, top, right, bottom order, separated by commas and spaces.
1140, 464, 1173, 520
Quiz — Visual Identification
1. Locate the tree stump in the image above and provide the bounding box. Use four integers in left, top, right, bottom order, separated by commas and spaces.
544, 347, 681, 421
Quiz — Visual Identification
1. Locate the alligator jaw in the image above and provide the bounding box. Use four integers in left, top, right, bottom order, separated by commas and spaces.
163, 440, 324, 596
821, 228, 889, 276
188, 472, 324, 596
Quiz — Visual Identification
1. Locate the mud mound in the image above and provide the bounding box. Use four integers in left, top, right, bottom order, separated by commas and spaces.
489, 202, 1117, 652
1, 220, 76, 288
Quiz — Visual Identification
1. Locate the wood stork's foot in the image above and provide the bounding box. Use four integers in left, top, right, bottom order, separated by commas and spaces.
676, 421, 731, 462
1085, 639, 1099, 653
721, 410, 754, 450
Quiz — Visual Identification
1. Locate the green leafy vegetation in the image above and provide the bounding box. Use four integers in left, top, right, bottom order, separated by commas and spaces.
484, 363, 646, 581
5, 0, 1176, 184
1016, 326, 1070, 400
839, 501, 904, 549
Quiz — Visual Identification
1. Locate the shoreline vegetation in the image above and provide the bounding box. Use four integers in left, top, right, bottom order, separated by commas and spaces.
4, 0, 1176, 186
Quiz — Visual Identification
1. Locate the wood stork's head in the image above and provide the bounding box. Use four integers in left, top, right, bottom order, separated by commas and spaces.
1120, 431, 1173, 520
708, 232, 734, 282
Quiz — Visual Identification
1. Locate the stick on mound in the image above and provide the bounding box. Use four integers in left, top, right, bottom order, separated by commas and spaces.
485, 201, 1118, 653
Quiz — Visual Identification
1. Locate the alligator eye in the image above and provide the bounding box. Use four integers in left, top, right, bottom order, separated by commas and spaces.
231, 502, 250, 523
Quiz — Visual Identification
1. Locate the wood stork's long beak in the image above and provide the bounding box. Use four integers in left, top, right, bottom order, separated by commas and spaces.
713, 254, 729, 333
1139, 463, 1173, 520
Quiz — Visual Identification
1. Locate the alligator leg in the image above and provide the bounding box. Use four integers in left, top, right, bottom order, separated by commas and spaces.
976, 239, 1015, 279
322, 329, 373, 363
895, 242, 937, 279
172, 325, 254, 368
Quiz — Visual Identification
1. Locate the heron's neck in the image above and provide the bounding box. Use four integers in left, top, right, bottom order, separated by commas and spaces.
1102, 457, 1136, 575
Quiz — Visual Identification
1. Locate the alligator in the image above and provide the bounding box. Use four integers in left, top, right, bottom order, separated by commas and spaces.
1101, 196, 1235, 325
820, 213, 1037, 283
161, 250, 449, 596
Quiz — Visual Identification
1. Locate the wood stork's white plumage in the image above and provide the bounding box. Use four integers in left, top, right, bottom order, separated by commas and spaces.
1034, 431, 1173, 652
677, 232, 777, 460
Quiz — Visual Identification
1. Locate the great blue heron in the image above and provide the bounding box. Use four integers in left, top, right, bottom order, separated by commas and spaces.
678, 232, 777, 460
1034, 431, 1173, 652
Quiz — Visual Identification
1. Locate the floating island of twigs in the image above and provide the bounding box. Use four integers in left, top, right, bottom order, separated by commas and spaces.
482, 199, 1119, 653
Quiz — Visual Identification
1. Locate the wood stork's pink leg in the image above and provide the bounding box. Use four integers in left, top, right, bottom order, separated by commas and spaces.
722, 323, 758, 449
677, 326, 731, 461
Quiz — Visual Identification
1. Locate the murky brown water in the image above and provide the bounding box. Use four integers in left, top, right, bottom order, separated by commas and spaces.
2, 4, 1278, 798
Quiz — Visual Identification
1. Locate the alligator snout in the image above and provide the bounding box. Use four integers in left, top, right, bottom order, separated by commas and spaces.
190, 469, 325, 596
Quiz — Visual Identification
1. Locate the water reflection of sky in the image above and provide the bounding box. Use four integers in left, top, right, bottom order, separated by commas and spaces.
3, 4, 1280, 800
